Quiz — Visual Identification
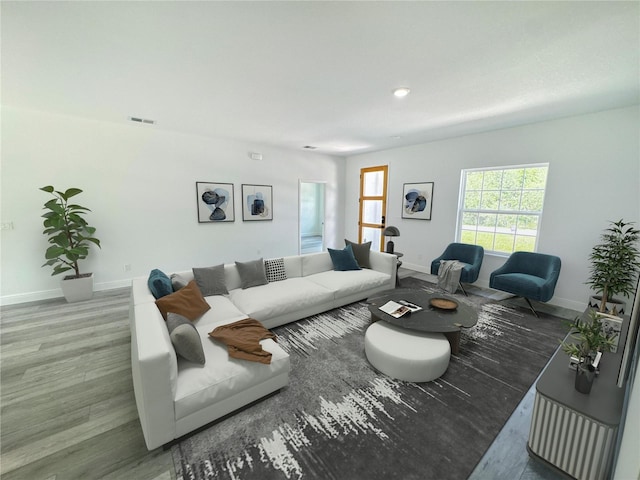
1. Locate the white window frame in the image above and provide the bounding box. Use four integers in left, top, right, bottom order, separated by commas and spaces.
456, 163, 549, 256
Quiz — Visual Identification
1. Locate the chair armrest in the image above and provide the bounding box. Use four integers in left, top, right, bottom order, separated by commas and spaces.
430, 254, 445, 275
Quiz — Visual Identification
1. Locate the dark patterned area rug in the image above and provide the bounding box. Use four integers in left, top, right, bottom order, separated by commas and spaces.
172, 277, 568, 480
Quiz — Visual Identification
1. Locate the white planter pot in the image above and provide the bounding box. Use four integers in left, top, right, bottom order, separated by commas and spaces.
588, 295, 626, 316
61, 273, 94, 303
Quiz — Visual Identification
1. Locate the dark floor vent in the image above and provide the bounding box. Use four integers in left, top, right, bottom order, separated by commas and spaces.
128, 116, 156, 125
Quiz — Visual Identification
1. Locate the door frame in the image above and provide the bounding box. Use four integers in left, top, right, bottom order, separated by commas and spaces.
359, 165, 388, 251
298, 180, 326, 255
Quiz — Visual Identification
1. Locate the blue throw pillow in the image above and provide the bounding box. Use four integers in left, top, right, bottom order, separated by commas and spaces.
148, 269, 173, 299
328, 244, 361, 271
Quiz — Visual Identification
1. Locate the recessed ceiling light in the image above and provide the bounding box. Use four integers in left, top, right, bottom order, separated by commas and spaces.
393, 87, 411, 98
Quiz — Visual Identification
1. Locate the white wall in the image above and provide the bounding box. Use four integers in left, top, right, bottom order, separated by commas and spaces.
345, 106, 640, 311
0, 107, 345, 304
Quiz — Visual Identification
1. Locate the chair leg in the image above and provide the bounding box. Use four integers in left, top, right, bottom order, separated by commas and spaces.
524, 298, 539, 318
458, 282, 468, 296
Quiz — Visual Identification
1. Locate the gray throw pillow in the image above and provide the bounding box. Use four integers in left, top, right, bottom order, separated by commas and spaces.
170, 273, 189, 291
235, 258, 268, 289
166, 312, 205, 364
345, 239, 372, 269
192, 264, 228, 296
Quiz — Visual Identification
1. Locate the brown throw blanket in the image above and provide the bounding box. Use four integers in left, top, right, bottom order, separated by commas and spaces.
209, 318, 276, 364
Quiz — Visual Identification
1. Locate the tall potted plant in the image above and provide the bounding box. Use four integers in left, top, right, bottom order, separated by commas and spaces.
561, 311, 616, 394
586, 219, 640, 315
40, 186, 101, 302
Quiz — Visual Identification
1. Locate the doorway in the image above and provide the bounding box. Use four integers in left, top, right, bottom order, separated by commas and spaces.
299, 181, 326, 254
359, 166, 388, 251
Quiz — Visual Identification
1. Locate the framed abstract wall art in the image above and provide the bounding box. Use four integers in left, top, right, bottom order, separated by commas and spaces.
196, 182, 235, 222
402, 182, 434, 220
242, 184, 273, 221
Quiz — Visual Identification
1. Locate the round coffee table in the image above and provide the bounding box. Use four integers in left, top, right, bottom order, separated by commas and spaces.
367, 288, 478, 355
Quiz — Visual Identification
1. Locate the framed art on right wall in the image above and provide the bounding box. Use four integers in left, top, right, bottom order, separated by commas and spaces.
402, 182, 434, 220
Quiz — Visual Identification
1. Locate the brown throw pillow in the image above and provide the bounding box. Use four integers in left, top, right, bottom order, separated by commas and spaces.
155, 280, 210, 321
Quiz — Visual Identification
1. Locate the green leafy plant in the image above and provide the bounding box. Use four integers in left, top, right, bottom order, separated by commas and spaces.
586, 219, 640, 312
561, 310, 616, 365
40, 186, 101, 278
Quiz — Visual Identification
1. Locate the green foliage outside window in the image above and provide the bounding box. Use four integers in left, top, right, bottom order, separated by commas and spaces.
458, 164, 548, 254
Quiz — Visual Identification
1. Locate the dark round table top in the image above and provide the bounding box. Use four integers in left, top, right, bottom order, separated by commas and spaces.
367, 288, 478, 333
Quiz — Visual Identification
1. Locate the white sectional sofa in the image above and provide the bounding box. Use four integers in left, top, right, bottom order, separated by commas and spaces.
130, 250, 397, 450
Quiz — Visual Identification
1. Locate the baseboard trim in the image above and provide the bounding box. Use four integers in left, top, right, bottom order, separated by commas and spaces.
0, 279, 131, 306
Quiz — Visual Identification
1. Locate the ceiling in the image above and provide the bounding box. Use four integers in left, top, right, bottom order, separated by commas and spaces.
2, 1, 639, 156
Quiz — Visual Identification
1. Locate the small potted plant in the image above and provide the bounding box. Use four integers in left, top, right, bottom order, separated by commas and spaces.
40, 186, 101, 302
561, 310, 616, 394
586, 219, 640, 315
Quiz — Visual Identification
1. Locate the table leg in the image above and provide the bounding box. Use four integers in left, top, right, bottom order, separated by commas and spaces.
444, 331, 461, 355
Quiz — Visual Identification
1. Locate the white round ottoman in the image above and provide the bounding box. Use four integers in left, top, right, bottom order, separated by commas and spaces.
364, 321, 451, 382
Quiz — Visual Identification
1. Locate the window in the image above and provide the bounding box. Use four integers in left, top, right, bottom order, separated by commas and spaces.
457, 164, 549, 255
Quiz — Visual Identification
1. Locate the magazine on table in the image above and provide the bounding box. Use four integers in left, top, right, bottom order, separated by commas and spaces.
379, 299, 422, 318
397, 299, 423, 312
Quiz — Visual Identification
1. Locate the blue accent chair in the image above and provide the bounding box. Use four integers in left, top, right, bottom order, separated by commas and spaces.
431, 243, 484, 295
489, 251, 561, 317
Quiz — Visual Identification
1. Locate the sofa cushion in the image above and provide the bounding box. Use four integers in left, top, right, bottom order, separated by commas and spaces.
148, 269, 173, 299
345, 239, 372, 269
193, 265, 229, 296
264, 257, 287, 282
174, 330, 290, 421
306, 269, 391, 299
155, 280, 211, 321
195, 295, 248, 330
490, 273, 548, 300
328, 244, 361, 271
235, 258, 268, 289
167, 313, 205, 364
301, 252, 333, 276
229, 277, 334, 321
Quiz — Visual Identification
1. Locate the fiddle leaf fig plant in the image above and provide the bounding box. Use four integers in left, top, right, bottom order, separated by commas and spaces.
586, 219, 640, 312
40, 186, 101, 278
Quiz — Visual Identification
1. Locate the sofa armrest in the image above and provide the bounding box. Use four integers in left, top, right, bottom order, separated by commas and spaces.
130, 300, 178, 449
369, 251, 397, 286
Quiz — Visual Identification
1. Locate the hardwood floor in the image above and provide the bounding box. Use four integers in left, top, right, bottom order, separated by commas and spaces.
0, 289, 173, 480
1, 274, 569, 480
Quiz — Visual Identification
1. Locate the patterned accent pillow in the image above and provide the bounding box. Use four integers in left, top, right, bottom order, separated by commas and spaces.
264, 257, 287, 282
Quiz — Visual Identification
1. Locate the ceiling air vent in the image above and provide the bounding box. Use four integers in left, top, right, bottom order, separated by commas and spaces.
128, 116, 156, 125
